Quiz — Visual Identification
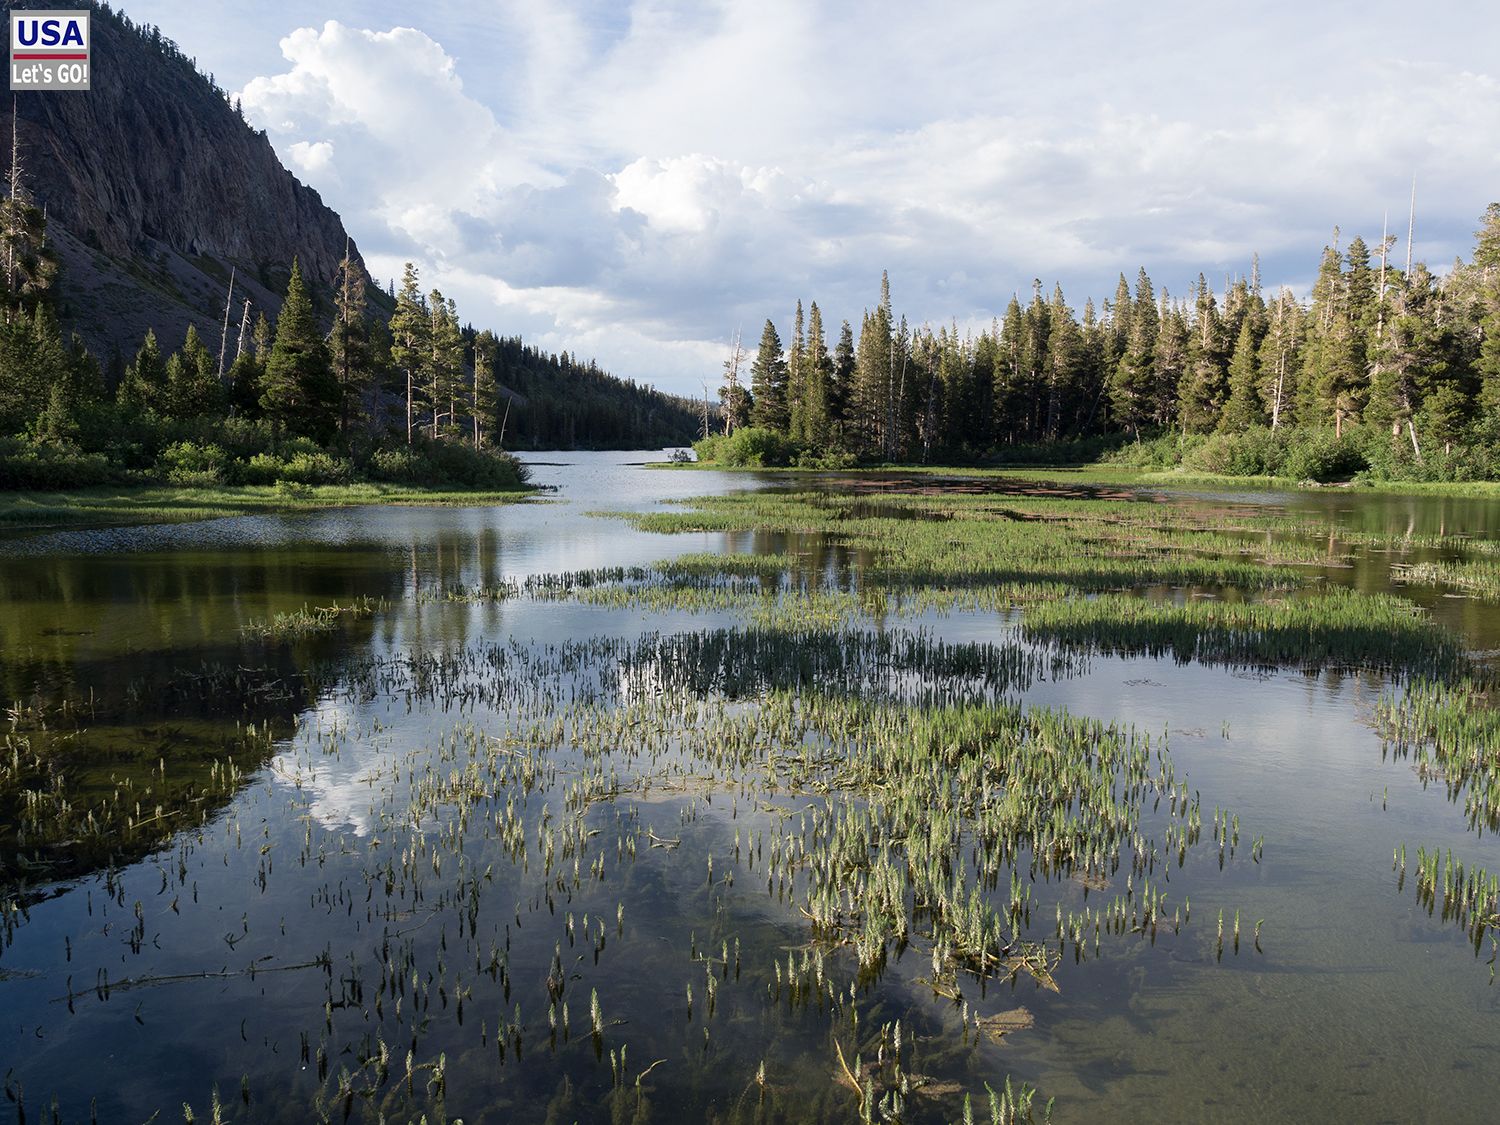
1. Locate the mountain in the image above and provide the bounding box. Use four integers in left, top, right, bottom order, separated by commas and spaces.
3, 0, 358, 370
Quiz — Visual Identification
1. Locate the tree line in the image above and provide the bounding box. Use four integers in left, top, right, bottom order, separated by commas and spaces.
710, 204, 1500, 480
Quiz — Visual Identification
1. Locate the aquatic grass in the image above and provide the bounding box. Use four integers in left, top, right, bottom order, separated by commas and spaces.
240, 596, 382, 643
1379, 679, 1500, 828
1392, 558, 1500, 601
1022, 589, 1464, 676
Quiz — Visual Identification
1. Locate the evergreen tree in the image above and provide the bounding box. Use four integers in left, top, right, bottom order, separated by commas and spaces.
0, 303, 64, 431
227, 348, 263, 418
330, 248, 371, 436
1109, 269, 1157, 436
389, 263, 428, 444
426, 290, 463, 437
1473, 202, 1500, 272
260, 258, 338, 440
1179, 278, 1228, 433
748, 319, 788, 431
829, 319, 855, 448
1044, 289, 1081, 440
252, 311, 272, 362
472, 329, 499, 447
993, 296, 1025, 443
165, 324, 223, 419
802, 302, 832, 447
0, 120, 57, 318
1218, 320, 1265, 431
1152, 301, 1188, 428
786, 300, 806, 441
116, 328, 167, 416
1258, 290, 1302, 429
1368, 263, 1453, 458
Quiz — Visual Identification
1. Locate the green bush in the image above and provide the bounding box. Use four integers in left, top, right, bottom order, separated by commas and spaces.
0, 436, 114, 489
1182, 427, 1290, 476
1101, 432, 1198, 470
157, 440, 230, 486
240, 452, 285, 485
1281, 429, 1368, 483
366, 447, 424, 484
692, 435, 725, 463
712, 426, 798, 467
414, 440, 530, 488
794, 450, 859, 470
276, 451, 353, 485
364, 439, 529, 489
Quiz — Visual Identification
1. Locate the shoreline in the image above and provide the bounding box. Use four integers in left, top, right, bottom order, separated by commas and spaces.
0, 482, 537, 532
645, 460, 1500, 499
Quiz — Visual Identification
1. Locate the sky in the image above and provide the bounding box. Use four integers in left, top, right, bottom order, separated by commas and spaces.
124, 0, 1500, 397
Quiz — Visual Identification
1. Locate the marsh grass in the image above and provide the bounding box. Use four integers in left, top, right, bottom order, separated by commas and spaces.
1022, 590, 1464, 676
241, 596, 383, 643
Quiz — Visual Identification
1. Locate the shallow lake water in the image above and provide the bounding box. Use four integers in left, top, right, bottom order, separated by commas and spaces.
1, 452, 1498, 1123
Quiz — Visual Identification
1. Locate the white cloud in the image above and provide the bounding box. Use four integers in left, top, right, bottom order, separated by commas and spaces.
227, 4, 1500, 396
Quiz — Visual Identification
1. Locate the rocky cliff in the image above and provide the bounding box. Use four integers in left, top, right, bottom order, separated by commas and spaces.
2, 0, 362, 365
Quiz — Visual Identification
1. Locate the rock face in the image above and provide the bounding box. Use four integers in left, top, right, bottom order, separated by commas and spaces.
2, 1, 360, 365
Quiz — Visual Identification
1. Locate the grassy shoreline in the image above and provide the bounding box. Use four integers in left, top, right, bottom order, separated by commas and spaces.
0, 481, 536, 531
647, 459, 1500, 499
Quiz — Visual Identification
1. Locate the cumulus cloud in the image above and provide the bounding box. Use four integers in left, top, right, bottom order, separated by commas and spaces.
227, 3, 1500, 396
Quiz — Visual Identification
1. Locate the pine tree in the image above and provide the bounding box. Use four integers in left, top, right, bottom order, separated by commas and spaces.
1218, 320, 1265, 431
802, 301, 832, 447
165, 324, 223, 419
1152, 301, 1188, 428
472, 329, 498, 447
425, 291, 463, 438
1021, 281, 1051, 440
1179, 278, 1228, 433
1473, 202, 1500, 272
993, 296, 1025, 443
252, 312, 272, 362
1258, 290, 1302, 429
786, 300, 806, 441
116, 328, 167, 415
0, 113, 57, 318
829, 319, 854, 449
1109, 269, 1157, 436
330, 247, 370, 436
1044, 289, 1081, 440
389, 263, 428, 444
260, 258, 338, 440
748, 319, 788, 431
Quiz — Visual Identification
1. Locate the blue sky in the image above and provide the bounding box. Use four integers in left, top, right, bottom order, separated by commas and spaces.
125, 1, 1500, 396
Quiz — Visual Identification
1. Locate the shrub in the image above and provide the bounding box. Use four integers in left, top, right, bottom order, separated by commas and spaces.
1182, 427, 1290, 477
157, 440, 230, 486
1101, 432, 1197, 470
363, 440, 529, 489
276, 451, 352, 485
714, 426, 798, 467
366, 447, 423, 484
0, 436, 114, 489
794, 450, 859, 470
1280, 429, 1368, 483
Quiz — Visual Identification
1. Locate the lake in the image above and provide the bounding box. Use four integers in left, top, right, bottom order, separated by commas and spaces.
1, 451, 1497, 1124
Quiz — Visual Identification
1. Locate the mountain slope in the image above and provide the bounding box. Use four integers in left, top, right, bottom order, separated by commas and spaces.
3, 0, 357, 366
